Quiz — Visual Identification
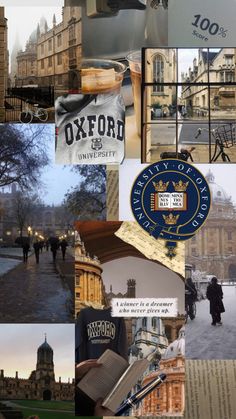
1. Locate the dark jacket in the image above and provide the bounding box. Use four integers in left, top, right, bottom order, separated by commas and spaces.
206, 283, 225, 314
185, 279, 197, 302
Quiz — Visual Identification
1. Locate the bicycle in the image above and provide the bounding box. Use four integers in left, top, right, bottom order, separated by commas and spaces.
195, 123, 236, 162
160, 123, 236, 163
160, 147, 196, 162
19, 100, 48, 124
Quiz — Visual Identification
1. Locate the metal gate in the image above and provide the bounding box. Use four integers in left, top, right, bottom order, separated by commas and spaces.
4, 95, 23, 122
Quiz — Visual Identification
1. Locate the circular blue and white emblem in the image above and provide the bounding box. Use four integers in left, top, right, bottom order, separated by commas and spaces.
131, 160, 211, 246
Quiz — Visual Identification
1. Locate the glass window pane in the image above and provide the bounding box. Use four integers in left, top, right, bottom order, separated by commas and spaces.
145, 86, 177, 122
210, 122, 236, 163
180, 84, 209, 120
178, 48, 209, 84
143, 122, 177, 163
209, 48, 235, 83
178, 123, 210, 163
210, 85, 236, 121
144, 48, 177, 84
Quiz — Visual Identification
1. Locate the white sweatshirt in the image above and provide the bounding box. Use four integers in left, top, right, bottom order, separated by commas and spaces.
55, 93, 125, 165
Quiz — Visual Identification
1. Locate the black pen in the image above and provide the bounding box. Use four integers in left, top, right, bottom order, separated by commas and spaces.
115, 372, 167, 416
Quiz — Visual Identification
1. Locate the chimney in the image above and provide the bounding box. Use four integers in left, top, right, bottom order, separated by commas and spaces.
15, 371, 18, 379
0, 369, 4, 378
59, 376, 61, 383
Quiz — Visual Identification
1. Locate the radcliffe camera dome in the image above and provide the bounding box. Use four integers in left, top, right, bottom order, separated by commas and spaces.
162, 326, 185, 359
205, 171, 231, 204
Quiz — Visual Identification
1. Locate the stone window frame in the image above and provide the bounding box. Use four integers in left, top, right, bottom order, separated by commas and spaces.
141, 47, 236, 163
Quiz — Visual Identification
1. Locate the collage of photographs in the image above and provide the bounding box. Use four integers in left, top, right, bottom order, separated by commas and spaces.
0, 1, 236, 419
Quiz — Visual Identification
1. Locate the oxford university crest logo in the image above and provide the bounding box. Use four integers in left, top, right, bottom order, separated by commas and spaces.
131, 159, 211, 258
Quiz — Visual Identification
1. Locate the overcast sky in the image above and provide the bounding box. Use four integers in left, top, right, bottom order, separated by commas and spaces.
0, 324, 74, 381
196, 164, 236, 203
6, 4, 64, 59
102, 256, 184, 314
0, 124, 81, 206
40, 134, 82, 206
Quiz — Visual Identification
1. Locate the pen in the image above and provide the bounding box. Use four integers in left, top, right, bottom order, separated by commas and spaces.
115, 372, 167, 416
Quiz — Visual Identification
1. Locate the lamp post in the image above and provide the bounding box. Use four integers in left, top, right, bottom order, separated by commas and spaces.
27, 226, 32, 245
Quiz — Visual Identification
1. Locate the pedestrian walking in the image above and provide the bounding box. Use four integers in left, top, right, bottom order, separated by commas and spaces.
51, 241, 59, 262
46, 240, 49, 251
206, 276, 225, 326
60, 239, 68, 261
181, 105, 187, 118
39, 241, 44, 253
33, 241, 41, 264
22, 242, 30, 262
185, 277, 198, 320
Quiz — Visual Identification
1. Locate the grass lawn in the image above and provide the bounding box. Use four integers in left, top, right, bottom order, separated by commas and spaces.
8, 400, 75, 419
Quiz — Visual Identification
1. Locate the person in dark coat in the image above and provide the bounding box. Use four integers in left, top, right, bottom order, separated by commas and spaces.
51, 241, 59, 262
33, 241, 40, 264
60, 239, 68, 261
206, 276, 225, 326
185, 277, 198, 320
22, 242, 30, 262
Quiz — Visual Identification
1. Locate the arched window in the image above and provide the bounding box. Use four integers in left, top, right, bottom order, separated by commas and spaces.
152, 318, 157, 329
153, 54, 164, 93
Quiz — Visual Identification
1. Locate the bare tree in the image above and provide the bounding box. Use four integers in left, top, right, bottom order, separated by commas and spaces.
0, 124, 52, 190
64, 165, 106, 220
12, 191, 43, 239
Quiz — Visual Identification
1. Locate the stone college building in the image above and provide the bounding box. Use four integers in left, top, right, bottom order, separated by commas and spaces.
0, 337, 74, 401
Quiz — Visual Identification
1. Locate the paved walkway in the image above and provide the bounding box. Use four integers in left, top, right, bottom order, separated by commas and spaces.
0, 250, 74, 323
186, 285, 236, 359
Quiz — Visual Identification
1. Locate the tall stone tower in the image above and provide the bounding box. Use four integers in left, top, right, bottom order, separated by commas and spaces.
0, 7, 8, 122
10, 34, 22, 84
126, 279, 136, 298
35, 335, 55, 382
75, 231, 104, 315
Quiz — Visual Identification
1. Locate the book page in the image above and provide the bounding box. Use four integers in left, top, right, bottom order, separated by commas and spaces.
115, 221, 185, 277
131, 360, 236, 419
106, 166, 119, 221
184, 360, 236, 419
77, 349, 128, 402
103, 359, 149, 412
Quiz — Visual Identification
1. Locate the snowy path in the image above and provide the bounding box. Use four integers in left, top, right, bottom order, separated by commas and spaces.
186, 286, 236, 359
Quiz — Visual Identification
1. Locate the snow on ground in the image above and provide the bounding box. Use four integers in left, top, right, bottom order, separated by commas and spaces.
186, 286, 236, 359
0, 257, 21, 276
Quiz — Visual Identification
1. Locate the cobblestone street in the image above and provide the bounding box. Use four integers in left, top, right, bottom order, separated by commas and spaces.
186, 286, 236, 359
0, 249, 74, 323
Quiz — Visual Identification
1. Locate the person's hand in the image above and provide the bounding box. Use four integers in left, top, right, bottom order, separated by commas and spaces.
75, 359, 101, 381
94, 398, 115, 416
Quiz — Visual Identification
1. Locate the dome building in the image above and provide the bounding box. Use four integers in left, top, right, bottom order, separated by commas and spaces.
186, 170, 236, 280
75, 231, 107, 315
138, 327, 185, 416
15, 17, 48, 87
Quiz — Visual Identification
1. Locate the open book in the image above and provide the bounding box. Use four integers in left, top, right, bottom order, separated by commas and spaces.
77, 349, 149, 413
153, 192, 187, 211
